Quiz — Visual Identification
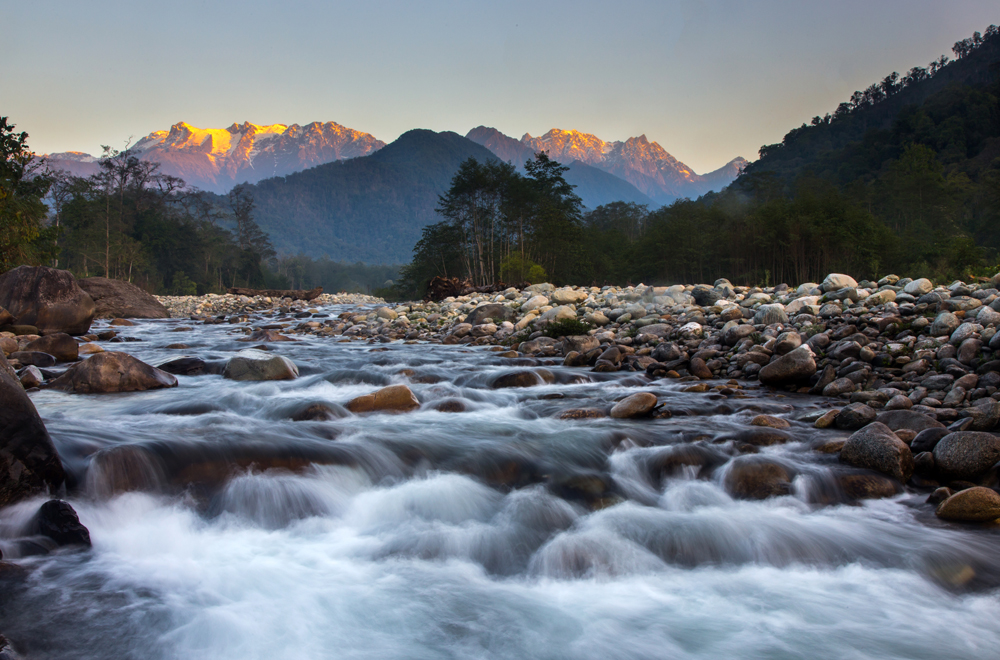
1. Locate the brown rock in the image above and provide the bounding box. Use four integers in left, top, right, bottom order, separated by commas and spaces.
433, 399, 467, 413
932, 431, 1000, 481
758, 346, 817, 386
935, 487, 1000, 522
0, 352, 67, 506
723, 456, 793, 499
750, 414, 790, 429
23, 333, 79, 362
0, 265, 95, 335
77, 277, 170, 319
558, 408, 607, 420
50, 351, 178, 393
291, 403, 342, 421
490, 370, 543, 389
109, 318, 135, 326
689, 357, 713, 380
836, 473, 901, 500
609, 392, 658, 419
346, 384, 420, 413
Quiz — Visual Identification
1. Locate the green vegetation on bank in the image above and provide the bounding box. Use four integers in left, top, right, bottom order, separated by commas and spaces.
400, 25, 1000, 296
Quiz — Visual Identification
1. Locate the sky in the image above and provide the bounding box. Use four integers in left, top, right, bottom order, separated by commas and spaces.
2, 0, 997, 174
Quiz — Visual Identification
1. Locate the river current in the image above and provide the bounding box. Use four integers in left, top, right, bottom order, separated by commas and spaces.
1, 304, 999, 659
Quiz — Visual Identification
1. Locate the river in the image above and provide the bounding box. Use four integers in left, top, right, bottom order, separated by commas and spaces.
1, 303, 999, 659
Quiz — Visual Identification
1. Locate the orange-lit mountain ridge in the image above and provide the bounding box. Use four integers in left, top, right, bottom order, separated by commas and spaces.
44, 121, 385, 193
468, 126, 746, 203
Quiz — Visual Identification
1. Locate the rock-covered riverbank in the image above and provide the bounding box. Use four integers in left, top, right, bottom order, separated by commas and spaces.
152, 273, 1000, 429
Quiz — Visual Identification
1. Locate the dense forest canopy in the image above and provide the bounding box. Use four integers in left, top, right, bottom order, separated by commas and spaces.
400, 24, 1000, 297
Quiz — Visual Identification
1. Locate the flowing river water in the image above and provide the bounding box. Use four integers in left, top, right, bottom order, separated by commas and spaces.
1, 304, 999, 659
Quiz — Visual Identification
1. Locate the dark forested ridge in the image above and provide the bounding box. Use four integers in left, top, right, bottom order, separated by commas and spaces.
247, 130, 501, 264
400, 25, 1000, 296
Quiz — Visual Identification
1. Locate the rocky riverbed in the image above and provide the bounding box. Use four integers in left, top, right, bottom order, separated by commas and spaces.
2, 267, 1000, 659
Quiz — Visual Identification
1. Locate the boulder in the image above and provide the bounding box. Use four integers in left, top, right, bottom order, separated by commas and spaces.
0, 352, 67, 507
0, 306, 12, 327
957, 400, 1000, 432
903, 278, 934, 296
932, 431, 1000, 481
222, 350, 298, 381
909, 427, 951, 454
76, 277, 170, 319
521, 295, 550, 312
609, 392, 658, 419
835, 473, 901, 501
840, 422, 914, 482
156, 357, 224, 376
723, 456, 793, 499
821, 273, 858, 292
346, 384, 420, 414
561, 335, 599, 356
51, 351, 179, 393
490, 370, 543, 388
835, 403, 877, 429
550, 288, 588, 305
29, 499, 91, 547
0, 265, 95, 335
9, 351, 55, 368
930, 312, 960, 337
758, 346, 816, 386
22, 333, 79, 362
465, 303, 514, 326
935, 487, 1000, 522
753, 304, 788, 325
875, 410, 945, 433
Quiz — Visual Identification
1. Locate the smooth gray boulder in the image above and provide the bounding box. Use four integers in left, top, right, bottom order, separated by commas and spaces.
758, 346, 816, 386
933, 431, 1000, 481
223, 349, 299, 381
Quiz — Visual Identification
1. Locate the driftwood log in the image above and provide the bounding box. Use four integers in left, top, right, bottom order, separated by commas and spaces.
424, 277, 528, 301
226, 286, 323, 301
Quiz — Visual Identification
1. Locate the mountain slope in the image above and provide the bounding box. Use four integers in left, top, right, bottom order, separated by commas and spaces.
44, 120, 385, 193
467, 126, 744, 204
248, 130, 501, 264
563, 161, 655, 208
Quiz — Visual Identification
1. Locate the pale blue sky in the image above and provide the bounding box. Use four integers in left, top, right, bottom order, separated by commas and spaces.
2, 0, 996, 173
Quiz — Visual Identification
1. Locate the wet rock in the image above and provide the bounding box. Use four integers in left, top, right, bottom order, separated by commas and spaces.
835, 403, 877, 430
0, 353, 67, 506
77, 277, 169, 319
561, 335, 599, 355
78, 342, 104, 355
753, 304, 788, 325
22, 333, 78, 362
222, 349, 298, 381
930, 312, 960, 337
823, 377, 856, 397
932, 432, 1000, 481
836, 473, 902, 500
750, 414, 790, 429
609, 392, 658, 419
50, 351, 178, 393
558, 408, 606, 420
29, 499, 91, 547
689, 357, 713, 379
814, 409, 839, 429
722, 324, 754, 346
466, 303, 513, 326
758, 346, 816, 386
433, 399, 467, 413
0, 265, 95, 336
734, 427, 792, 446
157, 357, 222, 376
490, 370, 543, 388
840, 422, 914, 482
109, 318, 135, 327
652, 342, 682, 361
773, 332, 801, 355
723, 456, 793, 499
291, 403, 343, 421
935, 487, 1000, 522
346, 384, 420, 414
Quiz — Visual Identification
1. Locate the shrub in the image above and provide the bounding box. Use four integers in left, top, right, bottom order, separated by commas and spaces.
543, 318, 592, 338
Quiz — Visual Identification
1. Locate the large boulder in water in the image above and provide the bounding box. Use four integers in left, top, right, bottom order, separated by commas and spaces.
0, 353, 67, 507
223, 349, 298, 381
29, 499, 91, 547
840, 422, 914, 483
932, 432, 1000, 481
346, 384, 420, 413
609, 392, 658, 419
77, 277, 170, 319
758, 346, 816, 386
723, 456, 793, 499
0, 265, 95, 336
50, 351, 178, 393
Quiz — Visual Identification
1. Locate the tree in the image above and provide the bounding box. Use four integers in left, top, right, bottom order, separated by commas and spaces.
228, 184, 276, 287
0, 117, 56, 271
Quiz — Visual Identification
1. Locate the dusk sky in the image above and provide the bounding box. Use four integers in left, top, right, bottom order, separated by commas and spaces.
3, 0, 997, 173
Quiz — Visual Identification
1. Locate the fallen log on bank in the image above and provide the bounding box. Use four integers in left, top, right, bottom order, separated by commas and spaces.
226, 286, 323, 301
